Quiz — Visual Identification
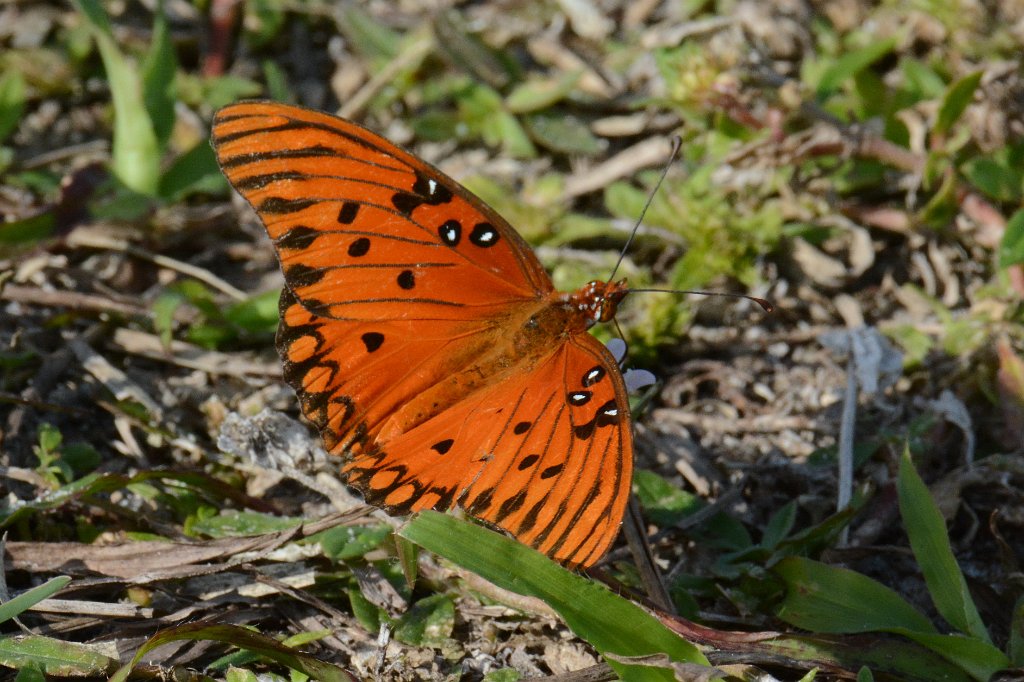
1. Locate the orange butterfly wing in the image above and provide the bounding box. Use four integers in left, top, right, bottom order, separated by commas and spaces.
212, 101, 633, 567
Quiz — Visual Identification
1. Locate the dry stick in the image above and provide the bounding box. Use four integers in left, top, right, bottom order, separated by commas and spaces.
621, 495, 675, 614
749, 66, 926, 176
836, 364, 858, 546
67, 231, 247, 301
337, 34, 435, 120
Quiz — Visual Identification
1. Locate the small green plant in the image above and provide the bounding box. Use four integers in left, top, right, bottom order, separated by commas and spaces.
33, 423, 100, 486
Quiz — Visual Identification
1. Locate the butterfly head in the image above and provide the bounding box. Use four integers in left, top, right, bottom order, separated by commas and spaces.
575, 279, 629, 325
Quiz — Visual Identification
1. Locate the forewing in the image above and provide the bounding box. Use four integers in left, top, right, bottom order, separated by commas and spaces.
211, 100, 553, 323
212, 101, 555, 466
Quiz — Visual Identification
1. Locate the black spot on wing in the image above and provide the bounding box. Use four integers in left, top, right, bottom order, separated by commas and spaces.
361, 332, 384, 353
397, 270, 415, 290
513, 421, 531, 435
338, 201, 360, 224
518, 454, 540, 470
277, 226, 319, 250
438, 220, 461, 246
348, 237, 370, 257
469, 222, 499, 247
259, 196, 317, 214
431, 438, 454, 454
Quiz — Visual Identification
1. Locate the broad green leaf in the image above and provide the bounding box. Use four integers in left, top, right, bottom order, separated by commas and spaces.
632, 470, 702, 527
1010, 596, 1024, 665
158, 140, 228, 201
109, 623, 357, 682
318, 524, 392, 560
0, 69, 26, 144
761, 501, 797, 548
0, 636, 115, 676
896, 631, 1008, 681
392, 594, 455, 647
815, 38, 897, 99
186, 510, 303, 538
523, 112, 604, 155
347, 587, 382, 633
998, 208, 1024, 269
934, 71, 982, 141
505, 70, 582, 113
774, 556, 937, 634
224, 289, 280, 334
0, 212, 55, 245
0, 577, 71, 625
72, 0, 161, 195
962, 156, 1023, 203
898, 450, 990, 642
399, 511, 708, 680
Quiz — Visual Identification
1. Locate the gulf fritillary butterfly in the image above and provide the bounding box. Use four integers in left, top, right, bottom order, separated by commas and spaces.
212, 101, 636, 567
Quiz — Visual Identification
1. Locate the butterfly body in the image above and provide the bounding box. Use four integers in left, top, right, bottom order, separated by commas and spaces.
214, 102, 634, 566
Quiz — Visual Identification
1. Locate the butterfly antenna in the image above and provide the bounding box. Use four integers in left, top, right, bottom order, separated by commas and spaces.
627, 287, 774, 313
608, 136, 683, 282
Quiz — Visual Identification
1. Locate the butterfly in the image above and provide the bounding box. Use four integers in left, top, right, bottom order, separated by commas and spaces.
212, 101, 636, 567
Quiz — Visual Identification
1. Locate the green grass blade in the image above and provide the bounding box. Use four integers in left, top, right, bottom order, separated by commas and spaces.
774, 556, 937, 634
141, 0, 177, 148
0, 69, 26, 144
72, 0, 161, 195
109, 622, 358, 682
897, 631, 1009, 682
815, 38, 897, 99
934, 71, 983, 140
399, 511, 709, 681
898, 450, 990, 642
0, 576, 71, 624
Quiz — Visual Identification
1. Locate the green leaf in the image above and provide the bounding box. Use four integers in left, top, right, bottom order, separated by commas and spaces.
632, 470, 702, 527
158, 140, 228, 201
140, 0, 177, 148
761, 501, 797, 548
523, 112, 604, 155
399, 511, 708, 680
72, 0, 161, 195
186, 510, 303, 538
0, 577, 71, 625
224, 289, 280, 334
998, 208, 1024, 269
961, 155, 1023, 203
774, 556, 937, 634
0, 69, 26, 144
392, 594, 455, 647
934, 71, 982, 141
898, 450, 990, 642
815, 38, 897, 100
0, 636, 115, 676
505, 71, 582, 113
109, 623, 357, 682
318, 525, 392, 560
896, 631, 1008, 681
347, 588, 382, 633
0, 211, 55, 245
1010, 596, 1024, 665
